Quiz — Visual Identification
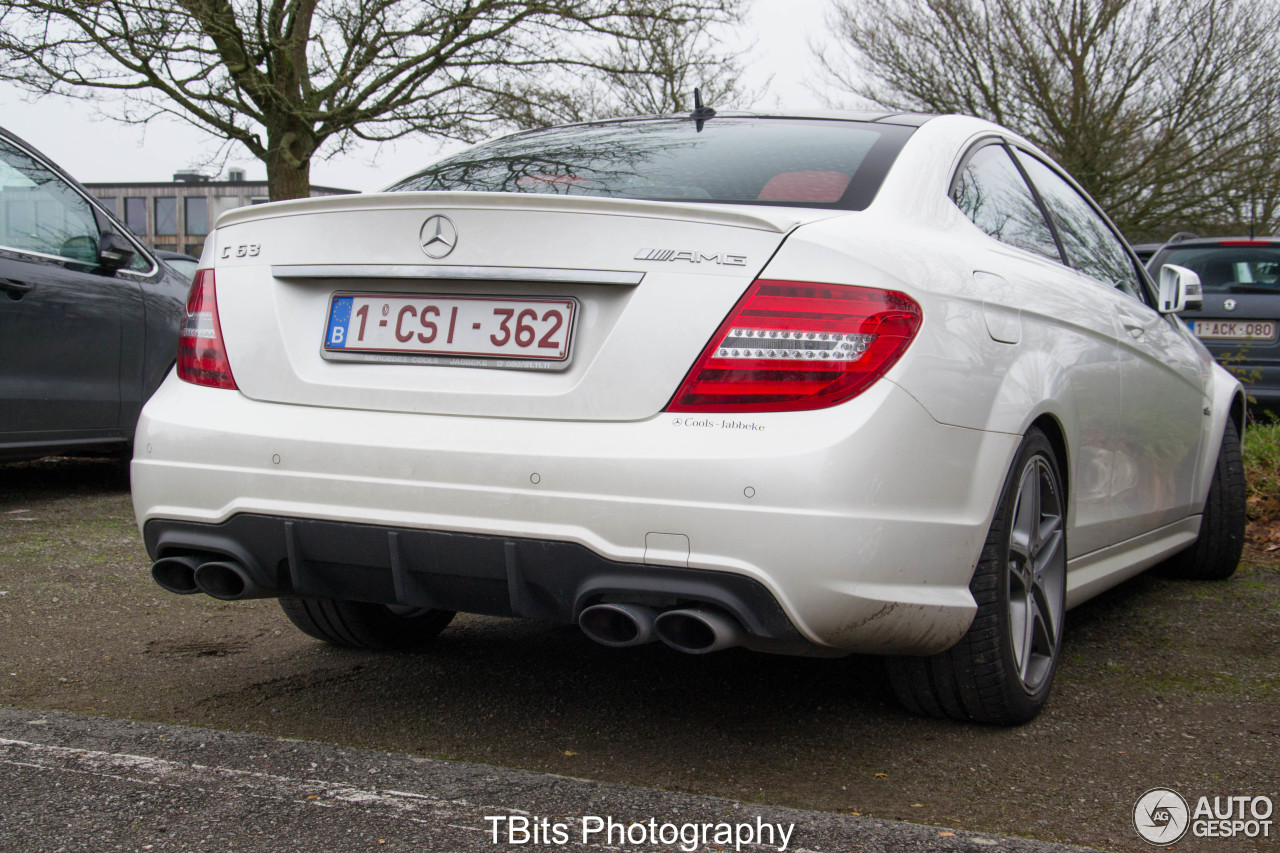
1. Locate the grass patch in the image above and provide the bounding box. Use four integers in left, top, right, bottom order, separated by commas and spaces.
1133, 669, 1278, 700
1245, 420, 1280, 525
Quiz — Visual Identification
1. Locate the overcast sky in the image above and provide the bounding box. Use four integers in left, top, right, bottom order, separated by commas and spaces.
0, 0, 835, 193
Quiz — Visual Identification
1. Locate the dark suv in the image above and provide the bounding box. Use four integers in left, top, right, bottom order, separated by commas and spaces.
0, 126, 191, 461
1147, 236, 1280, 410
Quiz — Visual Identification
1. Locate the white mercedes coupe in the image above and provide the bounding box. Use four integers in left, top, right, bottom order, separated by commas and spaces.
131, 112, 1245, 724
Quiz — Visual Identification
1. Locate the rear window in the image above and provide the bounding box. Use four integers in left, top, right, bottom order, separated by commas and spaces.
387, 118, 914, 211
1161, 245, 1280, 293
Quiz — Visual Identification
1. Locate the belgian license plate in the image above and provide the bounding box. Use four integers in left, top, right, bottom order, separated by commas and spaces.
324, 293, 576, 363
1191, 319, 1277, 341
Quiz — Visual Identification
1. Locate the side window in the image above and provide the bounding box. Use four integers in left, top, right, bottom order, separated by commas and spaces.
1014, 150, 1146, 302
951, 143, 1061, 263
0, 138, 101, 265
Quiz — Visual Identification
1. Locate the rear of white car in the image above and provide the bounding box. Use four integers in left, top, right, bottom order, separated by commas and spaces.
133, 115, 1010, 655
134, 203, 1012, 647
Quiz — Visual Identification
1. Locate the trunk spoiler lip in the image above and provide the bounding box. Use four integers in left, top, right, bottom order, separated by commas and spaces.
215, 190, 841, 235
271, 263, 645, 286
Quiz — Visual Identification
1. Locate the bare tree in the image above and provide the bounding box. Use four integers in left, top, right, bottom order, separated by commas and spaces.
594, 13, 761, 115
816, 0, 1280, 239
492, 13, 762, 129
0, 0, 744, 200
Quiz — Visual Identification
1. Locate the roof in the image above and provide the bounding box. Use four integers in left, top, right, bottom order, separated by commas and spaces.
484, 110, 940, 146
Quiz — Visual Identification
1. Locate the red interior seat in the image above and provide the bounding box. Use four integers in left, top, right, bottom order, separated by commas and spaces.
757, 171, 851, 203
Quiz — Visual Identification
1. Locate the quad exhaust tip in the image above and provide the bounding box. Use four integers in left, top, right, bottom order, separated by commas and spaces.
151, 556, 272, 601
192, 560, 270, 601
653, 607, 743, 654
578, 603, 658, 647
578, 603, 745, 654
150, 555, 203, 595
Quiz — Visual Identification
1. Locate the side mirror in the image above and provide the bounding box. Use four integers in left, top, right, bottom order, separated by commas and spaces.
1157, 264, 1202, 314
98, 232, 137, 273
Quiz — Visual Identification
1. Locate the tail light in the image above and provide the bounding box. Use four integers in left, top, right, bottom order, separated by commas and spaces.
177, 269, 238, 390
667, 280, 921, 413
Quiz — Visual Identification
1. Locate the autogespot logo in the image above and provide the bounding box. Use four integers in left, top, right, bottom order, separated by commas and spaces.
1134, 788, 1190, 846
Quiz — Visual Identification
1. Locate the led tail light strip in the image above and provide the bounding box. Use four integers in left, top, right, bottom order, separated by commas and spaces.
667, 280, 922, 413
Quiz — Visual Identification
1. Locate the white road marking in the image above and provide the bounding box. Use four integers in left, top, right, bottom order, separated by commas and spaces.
0, 736, 472, 825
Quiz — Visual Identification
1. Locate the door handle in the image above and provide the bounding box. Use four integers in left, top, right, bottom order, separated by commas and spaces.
1121, 321, 1146, 339
1117, 309, 1154, 339
0, 278, 35, 298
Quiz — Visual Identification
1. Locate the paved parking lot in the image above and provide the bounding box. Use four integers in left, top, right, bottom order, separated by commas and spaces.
1, 458, 1278, 851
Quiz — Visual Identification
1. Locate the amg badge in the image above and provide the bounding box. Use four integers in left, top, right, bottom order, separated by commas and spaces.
635, 248, 747, 266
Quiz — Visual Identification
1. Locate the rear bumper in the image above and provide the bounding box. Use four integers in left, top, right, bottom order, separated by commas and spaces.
143, 513, 817, 654
132, 372, 1020, 654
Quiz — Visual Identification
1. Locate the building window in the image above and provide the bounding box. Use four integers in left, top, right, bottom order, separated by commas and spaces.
96, 196, 117, 216
184, 196, 208, 235
124, 197, 146, 235
155, 197, 177, 236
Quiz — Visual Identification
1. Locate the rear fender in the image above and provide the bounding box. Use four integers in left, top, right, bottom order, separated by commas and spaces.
1194, 362, 1245, 507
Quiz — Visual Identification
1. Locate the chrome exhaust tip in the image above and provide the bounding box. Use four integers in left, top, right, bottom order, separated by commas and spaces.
578, 603, 658, 647
653, 607, 743, 654
193, 560, 270, 601
150, 555, 203, 595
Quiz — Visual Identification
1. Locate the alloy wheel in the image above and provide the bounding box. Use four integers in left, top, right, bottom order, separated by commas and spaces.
1006, 455, 1066, 694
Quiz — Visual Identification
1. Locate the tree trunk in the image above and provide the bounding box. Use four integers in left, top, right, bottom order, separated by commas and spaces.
264, 126, 316, 201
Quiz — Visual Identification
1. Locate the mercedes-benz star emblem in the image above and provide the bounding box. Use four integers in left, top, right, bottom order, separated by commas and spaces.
1224, 298, 1238, 312
419, 215, 458, 259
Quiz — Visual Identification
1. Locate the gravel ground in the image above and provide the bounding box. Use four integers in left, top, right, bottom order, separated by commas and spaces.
0, 707, 1099, 853
1, 456, 1277, 852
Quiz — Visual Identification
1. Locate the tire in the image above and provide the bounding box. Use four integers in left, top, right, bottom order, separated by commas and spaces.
278, 597, 455, 650
887, 427, 1067, 725
1159, 417, 1245, 581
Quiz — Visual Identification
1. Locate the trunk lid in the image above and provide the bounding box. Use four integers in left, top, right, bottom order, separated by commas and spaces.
209, 192, 834, 421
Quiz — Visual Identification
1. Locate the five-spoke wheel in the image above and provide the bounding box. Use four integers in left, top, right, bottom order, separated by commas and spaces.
1006, 455, 1066, 696
888, 426, 1067, 724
